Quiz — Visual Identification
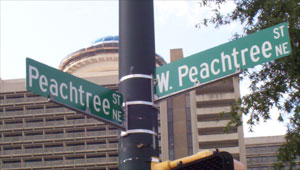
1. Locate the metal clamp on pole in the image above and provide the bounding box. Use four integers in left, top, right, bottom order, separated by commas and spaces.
151, 75, 156, 105
122, 102, 129, 131
120, 74, 159, 107
120, 74, 153, 83
121, 129, 158, 137
125, 101, 159, 109
125, 100, 153, 106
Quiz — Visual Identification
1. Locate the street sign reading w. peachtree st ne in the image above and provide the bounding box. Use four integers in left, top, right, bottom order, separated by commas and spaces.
26, 58, 124, 129
154, 22, 292, 101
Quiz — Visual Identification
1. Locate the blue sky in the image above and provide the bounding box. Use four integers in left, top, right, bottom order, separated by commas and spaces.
0, 0, 287, 137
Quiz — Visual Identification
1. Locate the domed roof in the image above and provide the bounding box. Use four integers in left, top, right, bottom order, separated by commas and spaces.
91, 36, 119, 45
59, 35, 166, 72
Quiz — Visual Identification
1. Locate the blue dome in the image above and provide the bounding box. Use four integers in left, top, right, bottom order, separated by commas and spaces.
92, 35, 119, 45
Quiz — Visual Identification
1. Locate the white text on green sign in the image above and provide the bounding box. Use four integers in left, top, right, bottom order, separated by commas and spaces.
26, 58, 124, 128
155, 22, 291, 100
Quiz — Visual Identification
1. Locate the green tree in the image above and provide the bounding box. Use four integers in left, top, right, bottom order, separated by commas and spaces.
197, 0, 300, 169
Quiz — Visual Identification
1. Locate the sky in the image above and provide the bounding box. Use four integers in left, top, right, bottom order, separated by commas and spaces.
0, 0, 287, 138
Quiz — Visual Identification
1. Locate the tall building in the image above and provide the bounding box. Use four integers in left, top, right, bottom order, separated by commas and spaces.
0, 36, 120, 170
159, 49, 247, 165
1, 79, 119, 170
245, 135, 300, 170
1, 36, 246, 170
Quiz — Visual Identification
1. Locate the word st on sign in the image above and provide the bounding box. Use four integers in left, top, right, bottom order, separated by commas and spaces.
155, 22, 291, 100
26, 58, 124, 129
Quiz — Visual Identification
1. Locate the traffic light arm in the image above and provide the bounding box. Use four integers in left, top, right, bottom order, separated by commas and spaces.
151, 150, 213, 170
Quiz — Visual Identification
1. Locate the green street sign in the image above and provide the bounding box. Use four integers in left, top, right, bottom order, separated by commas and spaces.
26, 58, 124, 129
155, 22, 292, 101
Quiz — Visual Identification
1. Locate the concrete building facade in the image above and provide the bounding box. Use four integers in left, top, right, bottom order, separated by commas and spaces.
0, 36, 122, 170
0, 80, 119, 170
245, 135, 300, 170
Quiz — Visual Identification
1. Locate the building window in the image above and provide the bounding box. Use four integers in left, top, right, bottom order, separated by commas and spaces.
24, 144, 42, 149
25, 118, 43, 123
44, 157, 63, 161
4, 132, 22, 137
3, 159, 21, 164
66, 155, 84, 160
185, 93, 193, 155
3, 146, 22, 150
25, 131, 43, 136
66, 142, 85, 146
45, 143, 63, 148
87, 154, 106, 158
167, 98, 174, 160
24, 158, 42, 163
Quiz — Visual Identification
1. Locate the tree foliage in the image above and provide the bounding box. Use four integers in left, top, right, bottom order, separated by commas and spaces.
198, 0, 300, 169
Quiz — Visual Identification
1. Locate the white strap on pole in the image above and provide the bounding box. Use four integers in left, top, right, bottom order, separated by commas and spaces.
125, 100, 153, 106
120, 74, 152, 82
121, 129, 157, 137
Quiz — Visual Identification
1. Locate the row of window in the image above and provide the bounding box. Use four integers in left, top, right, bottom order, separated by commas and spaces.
1, 146, 118, 156
0, 92, 40, 101
248, 167, 274, 170
197, 112, 233, 122
0, 116, 110, 133
196, 99, 235, 108
247, 155, 278, 164
1, 129, 118, 139
198, 126, 238, 135
246, 145, 281, 154
0, 104, 68, 115
195, 77, 234, 95
2, 153, 118, 164
199, 140, 239, 149
0, 116, 106, 125
2, 162, 117, 170
2, 138, 118, 150
0, 96, 47, 104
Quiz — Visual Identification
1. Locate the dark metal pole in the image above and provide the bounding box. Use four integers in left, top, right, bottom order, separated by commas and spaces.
118, 0, 158, 170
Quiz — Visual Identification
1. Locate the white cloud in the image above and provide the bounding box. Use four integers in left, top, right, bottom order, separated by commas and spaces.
154, 1, 201, 28
240, 69, 288, 137
154, 0, 239, 32
243, 111, 288, 137
154, 1, 189, 25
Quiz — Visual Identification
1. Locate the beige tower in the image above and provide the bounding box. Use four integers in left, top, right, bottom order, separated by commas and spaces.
159, 48, 247, 165
159, 49, 196, 161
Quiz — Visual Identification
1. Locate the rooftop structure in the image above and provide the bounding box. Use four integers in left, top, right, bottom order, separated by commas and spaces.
59, 35, 165, 76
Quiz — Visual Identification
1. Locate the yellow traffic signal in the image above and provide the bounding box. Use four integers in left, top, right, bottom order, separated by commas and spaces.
151, 150, 234, 170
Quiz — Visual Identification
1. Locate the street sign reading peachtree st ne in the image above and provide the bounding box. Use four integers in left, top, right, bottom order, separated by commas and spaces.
155, 22, 292, 101
26, 58, 125, 129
